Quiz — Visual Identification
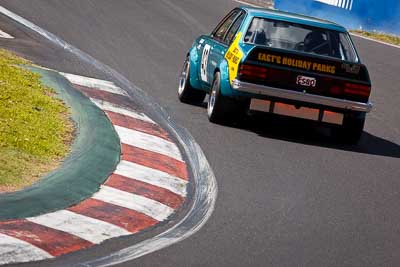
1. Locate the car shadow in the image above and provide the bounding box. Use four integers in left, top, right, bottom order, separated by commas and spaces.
223, 113, 400, 159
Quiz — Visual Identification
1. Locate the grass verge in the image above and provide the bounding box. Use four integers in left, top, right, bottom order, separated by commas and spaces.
0, 49, 73, 192
351, 30, 400, 46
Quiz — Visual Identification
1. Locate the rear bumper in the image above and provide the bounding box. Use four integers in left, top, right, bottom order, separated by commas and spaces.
231, 79, 373, 113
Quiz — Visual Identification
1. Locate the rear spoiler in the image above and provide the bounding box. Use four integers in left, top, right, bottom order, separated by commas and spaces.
245, 47, 370, 83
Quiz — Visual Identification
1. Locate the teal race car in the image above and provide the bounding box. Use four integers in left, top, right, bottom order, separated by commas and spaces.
178, 6, 373, 143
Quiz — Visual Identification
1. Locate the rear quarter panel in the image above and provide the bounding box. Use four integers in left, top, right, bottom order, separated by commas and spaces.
188, 36, 206, 90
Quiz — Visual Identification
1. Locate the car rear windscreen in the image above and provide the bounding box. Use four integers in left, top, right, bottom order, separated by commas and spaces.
244, 17, 359, 63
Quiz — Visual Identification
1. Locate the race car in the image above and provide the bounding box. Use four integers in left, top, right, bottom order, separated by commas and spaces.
178, 6, 373, 143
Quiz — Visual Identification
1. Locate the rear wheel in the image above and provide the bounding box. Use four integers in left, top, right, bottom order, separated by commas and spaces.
207, 72, 248, 123
178, 57, 206, 104
332, 114, 365, 144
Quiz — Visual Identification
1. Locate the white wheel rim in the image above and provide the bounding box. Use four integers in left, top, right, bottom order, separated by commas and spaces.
178, 60, 189, 96
208, 84, 216, 117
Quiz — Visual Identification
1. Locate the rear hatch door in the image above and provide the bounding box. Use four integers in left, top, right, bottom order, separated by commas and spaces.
240, 47, 371, 103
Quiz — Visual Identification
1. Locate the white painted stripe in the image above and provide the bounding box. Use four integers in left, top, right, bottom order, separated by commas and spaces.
0, 233, 53, 264
234, 0, 261, 7
346, 0, 350, 9
315, 0, 352, 9
115, 160, 187, 197
0, 6, 217, 267
350, 32, 400, 49
0, 28, 13, 39
234, 0, 274, 8
80, 138, 217, 267
115, 125, 183, 161
27, 210, 130, 244
90, 98, 155, 124
92, 186, 174, 221
349, 0, 354, 10
61, 72, 128, 96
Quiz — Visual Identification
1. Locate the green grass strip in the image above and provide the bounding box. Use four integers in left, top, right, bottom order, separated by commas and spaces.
0, 50, 73, 191
0, 67, 120, 219
351, 30, 400, 46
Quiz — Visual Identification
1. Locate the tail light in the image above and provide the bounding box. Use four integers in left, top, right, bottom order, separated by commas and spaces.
329, 85, 342, 95
239, 64, 268, 80
344, 83, 371, 98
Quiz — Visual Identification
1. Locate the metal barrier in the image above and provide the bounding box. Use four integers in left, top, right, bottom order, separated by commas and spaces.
274, 0, 400, 35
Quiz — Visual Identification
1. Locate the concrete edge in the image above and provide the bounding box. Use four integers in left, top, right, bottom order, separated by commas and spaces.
0, 5, 218, 266
0, 67, 120, 220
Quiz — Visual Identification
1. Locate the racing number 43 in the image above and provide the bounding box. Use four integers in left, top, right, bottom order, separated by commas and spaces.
201, 44, 211, 83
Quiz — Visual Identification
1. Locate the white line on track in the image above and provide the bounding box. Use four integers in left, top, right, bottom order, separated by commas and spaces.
0, 28, 13, 39
27, 210, 130, 244
234, 0, 274, 8
350, 33, 400, 49
0, 233, 53, 264
92, 186, 174, 221
115, 160, 187, 197
115, 125, 183, 161
234, 0, 263, 7
61, 72, 128, 96
0, 6, 217, 267
90, 98, 155, 124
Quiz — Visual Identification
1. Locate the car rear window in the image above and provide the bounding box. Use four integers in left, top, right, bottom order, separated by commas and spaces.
244, 17, 359, 63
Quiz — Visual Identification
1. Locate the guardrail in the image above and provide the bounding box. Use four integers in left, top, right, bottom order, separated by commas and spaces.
274, 0, 400, 35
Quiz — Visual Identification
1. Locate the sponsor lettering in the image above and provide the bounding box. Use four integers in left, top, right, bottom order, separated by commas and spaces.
257, 52, 336, 74
225, 32, 244, 84
341, 63, 361, 74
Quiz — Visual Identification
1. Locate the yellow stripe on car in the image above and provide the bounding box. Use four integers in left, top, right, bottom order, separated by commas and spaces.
225, 32, 244, 85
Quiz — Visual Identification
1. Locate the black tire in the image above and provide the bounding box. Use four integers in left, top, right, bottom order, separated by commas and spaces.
332, 114, 365, 144
178, 57, 206, 104
207, 72, 248, 123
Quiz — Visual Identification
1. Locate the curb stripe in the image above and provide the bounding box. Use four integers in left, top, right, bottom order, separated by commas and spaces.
107, 111, 171, 141
61, 72, 128, 96
0, 6, 213, 267
27, 210, 131, 244
0, 220, 92, 256
122, 144, 189, 181
92, 186, 174, 221
115, 160, 187, 197
106, 174, 184, 209
76, 85, 134, 108
90, 98, 155, 124
0, 233, 52, 264
115, 125, 183, 161
68, 198, 158, 233
0, 29, 13, 39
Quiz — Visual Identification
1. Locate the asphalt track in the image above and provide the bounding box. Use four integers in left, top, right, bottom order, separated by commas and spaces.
1, 0, 400, 266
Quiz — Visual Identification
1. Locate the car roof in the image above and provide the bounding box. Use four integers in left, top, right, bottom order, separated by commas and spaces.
240, 6, 347, 32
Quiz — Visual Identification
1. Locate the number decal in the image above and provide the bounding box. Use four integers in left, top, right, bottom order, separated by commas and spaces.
200, 44, 211, 82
